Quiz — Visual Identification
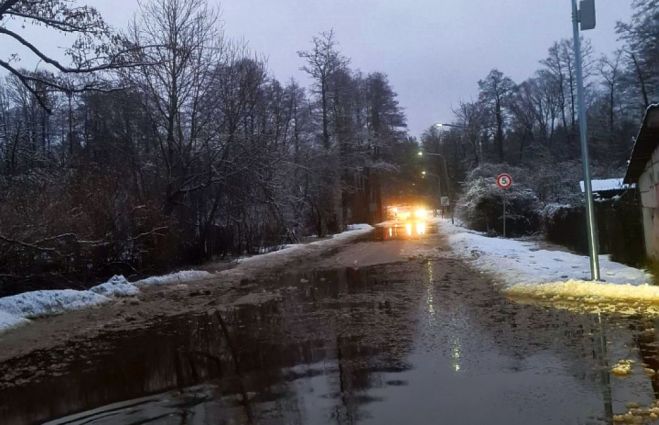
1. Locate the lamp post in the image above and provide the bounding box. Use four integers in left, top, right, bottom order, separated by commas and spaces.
419, 150, 453, 222
434, 122, 482, 164
572, 0, 600, 281
434, 123, 465, 129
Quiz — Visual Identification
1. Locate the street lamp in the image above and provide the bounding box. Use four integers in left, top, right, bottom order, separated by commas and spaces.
434, 123, 465, 129
433, 122, 482, 163
572, 0, 599, 281
418, 150, 450, 195
418, 149, 453, 223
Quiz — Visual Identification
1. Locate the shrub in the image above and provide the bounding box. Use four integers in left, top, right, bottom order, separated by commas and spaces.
458, 176, 542, 236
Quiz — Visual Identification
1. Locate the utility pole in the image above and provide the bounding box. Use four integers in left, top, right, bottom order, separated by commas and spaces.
572, 0, 600, 281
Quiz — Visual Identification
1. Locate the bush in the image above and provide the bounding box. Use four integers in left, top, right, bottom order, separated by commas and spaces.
458, 176, 542, 237
543, 203, 587, 253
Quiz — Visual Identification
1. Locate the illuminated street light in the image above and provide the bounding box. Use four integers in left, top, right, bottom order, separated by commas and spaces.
418, 149, 454, 223
434, 123, 465, 129
433, 122, 482, 163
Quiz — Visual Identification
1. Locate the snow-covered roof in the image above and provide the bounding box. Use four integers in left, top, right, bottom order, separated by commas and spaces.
624, 104, 659, 184
579, 178, 634, 193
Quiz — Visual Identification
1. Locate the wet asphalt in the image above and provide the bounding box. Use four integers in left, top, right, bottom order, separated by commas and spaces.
1, 235, 659, 425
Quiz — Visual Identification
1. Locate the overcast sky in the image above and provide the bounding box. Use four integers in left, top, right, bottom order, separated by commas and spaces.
2, 0, 633, 137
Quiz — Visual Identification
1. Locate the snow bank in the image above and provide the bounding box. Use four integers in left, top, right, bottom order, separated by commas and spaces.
0, 290, 109, 318
504, 280, 659, 316
90, 275, 139, 297
135, 270, 214, 286
345, 223, 373, 231
441, 220, 651, 287
0, 310, 30, 331
0, 225, 373, 333
237, 224, 373, 267
0, 275, 136, 333
506, 280, 659, 303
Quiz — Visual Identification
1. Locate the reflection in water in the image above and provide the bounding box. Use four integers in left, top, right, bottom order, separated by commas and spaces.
374, 222, 436, 241
425, 262, 435, 318
450, 340, 462, 373
4, 259, 659, 424
0, 265, 421, 425
594, 313, 614, 424
508, 290, 659, 423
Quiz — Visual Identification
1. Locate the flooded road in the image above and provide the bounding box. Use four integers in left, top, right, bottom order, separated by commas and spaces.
2, 238, 659, 424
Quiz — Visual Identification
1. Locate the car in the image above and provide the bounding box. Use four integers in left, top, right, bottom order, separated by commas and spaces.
380, 205, 432, 239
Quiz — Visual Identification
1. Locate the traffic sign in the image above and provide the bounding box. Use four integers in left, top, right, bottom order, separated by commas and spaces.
496, 173, 513, 190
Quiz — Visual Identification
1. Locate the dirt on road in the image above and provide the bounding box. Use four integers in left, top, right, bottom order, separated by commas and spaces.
0, 231, 446, 367
2, 229, 659, 425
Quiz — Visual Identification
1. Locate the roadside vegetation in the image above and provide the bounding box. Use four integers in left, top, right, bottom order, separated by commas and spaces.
0, 0, 418, 291
419, 0, 657, 264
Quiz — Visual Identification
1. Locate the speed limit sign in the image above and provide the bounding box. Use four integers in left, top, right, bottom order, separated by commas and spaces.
496, 173, 513, 190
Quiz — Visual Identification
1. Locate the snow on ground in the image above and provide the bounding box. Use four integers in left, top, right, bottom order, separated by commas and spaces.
440, 219, 659, 308
0, 290, 109, 319
90, 275, 139, 296
0, 310, 30, 331
441, 219, 650, 287
235, 224, 373, 269
135, 270, 213, 286
0, 224, 373, 333
506, 280, 659, 304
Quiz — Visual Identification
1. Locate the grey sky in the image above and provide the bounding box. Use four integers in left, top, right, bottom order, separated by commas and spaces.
3, 0, 633, 137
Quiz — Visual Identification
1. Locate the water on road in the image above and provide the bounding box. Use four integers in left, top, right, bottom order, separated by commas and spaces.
1, 242, 658, 424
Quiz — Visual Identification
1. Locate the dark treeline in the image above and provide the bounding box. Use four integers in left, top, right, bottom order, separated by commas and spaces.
0, 0, 413, 284
420, 0, 658, 206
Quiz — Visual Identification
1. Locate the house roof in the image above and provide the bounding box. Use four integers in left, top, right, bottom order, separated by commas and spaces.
624, 104, 659, 184
579, 178, 633, 193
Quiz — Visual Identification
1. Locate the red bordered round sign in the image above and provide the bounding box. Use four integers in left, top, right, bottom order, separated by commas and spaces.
496, 173, 513, 190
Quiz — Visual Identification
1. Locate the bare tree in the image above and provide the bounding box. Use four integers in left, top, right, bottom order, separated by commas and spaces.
126, 0, 221, 215
616, 0, 659, 109
598, 50, 624, 136
0, 0, 137, 111
478, 69, 515, 162
298, 30, 350, 150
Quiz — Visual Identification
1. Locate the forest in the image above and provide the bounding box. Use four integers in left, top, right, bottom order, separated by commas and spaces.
0, 0, 415, 286
421, 0, 659, 204
418, 0, 657, 241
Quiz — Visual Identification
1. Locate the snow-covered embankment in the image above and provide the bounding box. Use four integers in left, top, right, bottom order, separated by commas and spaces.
440, 220, 658, 307
0, 224, 373, 333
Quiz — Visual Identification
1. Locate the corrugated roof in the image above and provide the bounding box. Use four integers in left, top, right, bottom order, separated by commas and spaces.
578, 178, 634, 193
624, 104, 659, 184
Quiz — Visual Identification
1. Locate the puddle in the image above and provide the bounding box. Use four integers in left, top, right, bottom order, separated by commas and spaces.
373, 222, 438, 241
3, 259, 659, 424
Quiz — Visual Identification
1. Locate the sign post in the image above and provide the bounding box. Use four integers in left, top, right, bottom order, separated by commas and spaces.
496, 173, 513, 237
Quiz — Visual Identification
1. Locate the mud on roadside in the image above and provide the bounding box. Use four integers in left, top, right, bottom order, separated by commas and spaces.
0, 231, 447, 369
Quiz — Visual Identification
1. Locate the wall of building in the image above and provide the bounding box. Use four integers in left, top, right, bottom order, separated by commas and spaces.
638, 150, 659, 258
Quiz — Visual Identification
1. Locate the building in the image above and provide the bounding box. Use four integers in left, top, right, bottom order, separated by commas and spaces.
579, 178, 633, 200
623, 104, 659, 259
